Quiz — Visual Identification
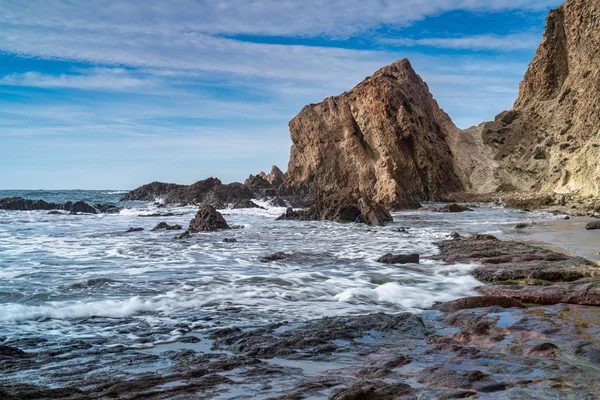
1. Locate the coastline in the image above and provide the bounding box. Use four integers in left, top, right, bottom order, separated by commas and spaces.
497, 215, 600, 264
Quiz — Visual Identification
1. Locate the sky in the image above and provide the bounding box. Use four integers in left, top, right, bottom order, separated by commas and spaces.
0, 0, 562, 190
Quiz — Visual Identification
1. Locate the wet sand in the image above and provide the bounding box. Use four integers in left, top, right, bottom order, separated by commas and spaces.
498, 216, 600, 264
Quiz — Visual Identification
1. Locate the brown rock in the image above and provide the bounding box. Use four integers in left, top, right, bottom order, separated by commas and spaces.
435, 203, 472, 213
437, 296, 524, 313
285, 59, 463, 212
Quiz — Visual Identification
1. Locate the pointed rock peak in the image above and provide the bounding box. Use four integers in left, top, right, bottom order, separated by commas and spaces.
371, 58, 425, 86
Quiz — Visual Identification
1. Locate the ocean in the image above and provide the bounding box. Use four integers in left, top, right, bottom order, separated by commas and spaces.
0, 190, 562, 388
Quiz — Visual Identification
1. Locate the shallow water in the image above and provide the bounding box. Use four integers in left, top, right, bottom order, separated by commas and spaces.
0, 190, 563, 367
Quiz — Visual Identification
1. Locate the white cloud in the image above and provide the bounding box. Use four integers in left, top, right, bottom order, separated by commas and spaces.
0, 1, 561, 38
383, 33, 543, 51
0, 69, 157, 91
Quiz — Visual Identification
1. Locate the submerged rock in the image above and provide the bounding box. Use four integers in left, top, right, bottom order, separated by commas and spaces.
377, 253, 420, 265
223, 238, 237, 243
151, 222, 182, 231
435, 203, 473, 213
125, 227, 144, 233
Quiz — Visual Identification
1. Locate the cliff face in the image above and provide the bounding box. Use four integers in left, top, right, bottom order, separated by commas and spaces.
474, 0, 600, 198
285, 59, 463, 209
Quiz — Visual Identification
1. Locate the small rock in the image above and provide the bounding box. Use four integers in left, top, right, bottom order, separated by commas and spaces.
435, 203, 473, 213
223, 238, 237, 243
377, 253, 420, 264
260, 252, 294, 263
585, 221, 600, 230
151, 222, 183, 231
183, 205, 230, 235
125, 227, 144, 233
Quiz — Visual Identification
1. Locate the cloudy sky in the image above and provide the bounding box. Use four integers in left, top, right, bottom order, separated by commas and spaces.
0, 0, 561, 189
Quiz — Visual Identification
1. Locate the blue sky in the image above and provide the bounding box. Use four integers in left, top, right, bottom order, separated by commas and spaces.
0, 0, 561, 190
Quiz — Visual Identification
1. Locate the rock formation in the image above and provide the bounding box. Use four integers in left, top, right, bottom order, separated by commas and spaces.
285, 59, 463, 211
0, 197, 120, 214
456, 0, 600, 201
121, 178, 254, 207
179, 205, 230, 238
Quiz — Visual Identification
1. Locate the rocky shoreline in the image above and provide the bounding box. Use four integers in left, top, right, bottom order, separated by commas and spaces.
2, 227, 600, 399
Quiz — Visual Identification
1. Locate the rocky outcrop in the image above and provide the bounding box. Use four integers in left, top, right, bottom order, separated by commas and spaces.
456, 0, 600, 202
0, 197, 120, 214
245, 165, 284, 189
435, 233, 600, 306
121, 178, 254, 207
285, 59, 463, 213
179, 205, 230, 238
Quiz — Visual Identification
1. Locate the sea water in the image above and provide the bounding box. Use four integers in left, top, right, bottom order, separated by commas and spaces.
0, 190, 561, 376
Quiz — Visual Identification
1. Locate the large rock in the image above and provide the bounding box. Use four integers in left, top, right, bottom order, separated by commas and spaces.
285, 59, 463, 211
454, 0, 600, 200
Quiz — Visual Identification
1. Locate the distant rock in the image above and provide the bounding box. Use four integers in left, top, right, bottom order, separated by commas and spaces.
180, 205, 230, 236
125, 227, 144, 233
0, 197, 120, 214
435, 203, 473, 213
230, 199, 265, 209
121, 178, 254, 207
151, 222, 183, 231
377, 253, 420, 264
69, 201, 98, 214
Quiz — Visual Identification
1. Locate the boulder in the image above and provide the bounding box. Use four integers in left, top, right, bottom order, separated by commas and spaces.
377, 253, 420, 264
585, 220, 600, 230
435, 203, 473, 213
183, 205, 230, 234
68, 201, 98, 214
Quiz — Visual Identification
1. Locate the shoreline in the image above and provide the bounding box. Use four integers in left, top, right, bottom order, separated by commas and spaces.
496, 215, 600, 264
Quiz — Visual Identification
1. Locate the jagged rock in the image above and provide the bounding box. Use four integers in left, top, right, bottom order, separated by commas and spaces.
0, 197, 119, 214
230, 199, 265, 209
455, 0, 600, 202
267, 197, 288, 207
285, 59, 463, 211
585, 221, 600, 230
181, 205, 230, 236
151, 222, 182, 231
121, 178, 254, 206
245, 166, 285, 190
377, 253, 420, 265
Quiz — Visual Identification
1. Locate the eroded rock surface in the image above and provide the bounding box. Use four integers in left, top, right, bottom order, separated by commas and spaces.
285, 59, 463, 212
179, 205, 230, 237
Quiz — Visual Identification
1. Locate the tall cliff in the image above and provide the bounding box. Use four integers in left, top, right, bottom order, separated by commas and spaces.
467, 0, 600, 198
285, 59, 463, 209
285, 0, 600, 212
